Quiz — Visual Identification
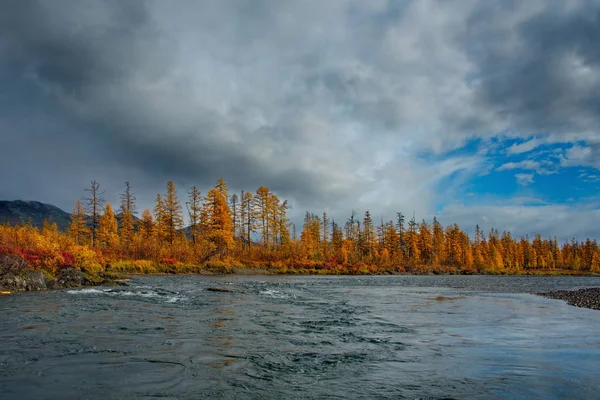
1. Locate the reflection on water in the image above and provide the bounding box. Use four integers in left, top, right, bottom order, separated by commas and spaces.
1, 275, 600, 399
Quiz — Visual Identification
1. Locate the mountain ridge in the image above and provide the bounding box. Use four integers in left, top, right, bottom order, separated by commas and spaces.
0, 200, 72, 231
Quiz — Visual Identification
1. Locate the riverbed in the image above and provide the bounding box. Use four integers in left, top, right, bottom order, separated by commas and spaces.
1, 275, 599, 399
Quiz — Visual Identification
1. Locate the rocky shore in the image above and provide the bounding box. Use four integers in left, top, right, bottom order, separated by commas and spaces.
0, 254, 128, 294
537, 288, 600, 311
0, 267, 127, 294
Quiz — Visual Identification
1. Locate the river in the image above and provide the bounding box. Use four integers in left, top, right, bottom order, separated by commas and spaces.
1, 275, 600, 399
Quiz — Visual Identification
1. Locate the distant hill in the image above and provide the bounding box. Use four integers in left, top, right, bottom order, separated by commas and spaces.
0, 200, 72, 231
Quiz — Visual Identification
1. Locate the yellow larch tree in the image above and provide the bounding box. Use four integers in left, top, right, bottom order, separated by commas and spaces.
418, 220, 433, 265
202, 188, 234, 259
361, 210, 376, 259
432, 217, 445, 266
97, 203, 119, 250
68, 199, 89, 245
163, 180, 184, 246
118, 182, 136, 253
254, 186, 272, 248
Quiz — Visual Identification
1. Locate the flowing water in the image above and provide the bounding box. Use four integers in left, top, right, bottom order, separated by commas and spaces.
1, 275, 600, 399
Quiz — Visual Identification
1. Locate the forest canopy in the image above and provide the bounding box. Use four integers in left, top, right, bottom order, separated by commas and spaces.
1, 178, 599, 276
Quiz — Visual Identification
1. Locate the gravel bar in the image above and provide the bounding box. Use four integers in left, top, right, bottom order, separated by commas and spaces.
537, 287, 600, 311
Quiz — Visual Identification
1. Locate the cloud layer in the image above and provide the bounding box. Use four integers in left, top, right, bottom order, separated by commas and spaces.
1, 0, 599, 241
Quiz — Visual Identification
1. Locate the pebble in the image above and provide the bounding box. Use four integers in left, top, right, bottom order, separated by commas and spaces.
537, 288, 600, 311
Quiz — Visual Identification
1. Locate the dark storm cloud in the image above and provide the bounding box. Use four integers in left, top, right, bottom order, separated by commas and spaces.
0, 0, 337, 209
0, 1, 160, 91
469, 2, 600, 137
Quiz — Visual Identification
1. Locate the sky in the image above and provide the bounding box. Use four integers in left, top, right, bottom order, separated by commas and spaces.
1, 0, 599, 241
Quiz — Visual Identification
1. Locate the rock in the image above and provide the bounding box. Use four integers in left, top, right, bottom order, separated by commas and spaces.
0, 265, 128, 292
56, 267, 85, 288
24, 271, 46, 290
0, 271, 46, 291
53, 268, 128, 289
206, 287, 236, 293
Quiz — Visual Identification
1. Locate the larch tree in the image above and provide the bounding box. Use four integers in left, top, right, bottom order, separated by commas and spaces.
97, 203, 119, 250
153, 193, 166, 243
119, 181, 137, 215
322, 212, 330, 257
331, 219, 344, 261
254, 186, 271, 247
230, 193, 239, 239
187, 186, 202, 245
119, 182, 136, 251
301, 213, 321, 260
277, 200, 291, 248
381, 221, 399, 258
202, 188, 234, 258
163, 181, 184, 246
68, 199, 89, 245
445, 224, 464, 266
405, 214, 420, 265
432, 217, 444, 265
132, 208, 156, 260
418, 220, 433, 265
84, 180, 105, 247
361, 210, 376, 258
240, 191, 255, 248
377, 218, 386, 253
345, 210, 360, 259
267, 192, 281, 248
215, 177, 229, 200
396, 212, 406, 260
139, 209, 154, 240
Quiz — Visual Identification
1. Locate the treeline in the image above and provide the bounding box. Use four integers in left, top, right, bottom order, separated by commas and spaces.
1, 178, 599, 275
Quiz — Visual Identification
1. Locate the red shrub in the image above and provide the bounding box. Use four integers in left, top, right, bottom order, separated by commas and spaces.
60, 251, 75, 267
161, 257, 178, 266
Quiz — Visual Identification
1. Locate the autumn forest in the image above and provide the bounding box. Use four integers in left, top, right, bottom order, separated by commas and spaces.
1, 178, 600, 277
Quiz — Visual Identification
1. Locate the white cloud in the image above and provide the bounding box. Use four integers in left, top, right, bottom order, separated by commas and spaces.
506, 138, 543, 155
515, 173, 535, 186
562, 144, 600, 169
497, 160, 540, 171
496, 159, 556, 175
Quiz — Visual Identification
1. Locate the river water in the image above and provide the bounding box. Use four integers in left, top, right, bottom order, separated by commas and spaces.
1, 275, 600, 399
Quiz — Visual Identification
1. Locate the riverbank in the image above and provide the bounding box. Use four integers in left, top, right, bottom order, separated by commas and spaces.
537, 288, 600, 311
105, 259, 594, 276
0, 267, 128, 294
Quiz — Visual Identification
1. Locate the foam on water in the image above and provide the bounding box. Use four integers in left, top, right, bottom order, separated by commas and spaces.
260, 289, 291, 299
66, 287, 185, 303
66, 288, 111, 295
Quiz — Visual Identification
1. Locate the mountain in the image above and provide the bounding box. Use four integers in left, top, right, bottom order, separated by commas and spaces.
0, 200, 72, 231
